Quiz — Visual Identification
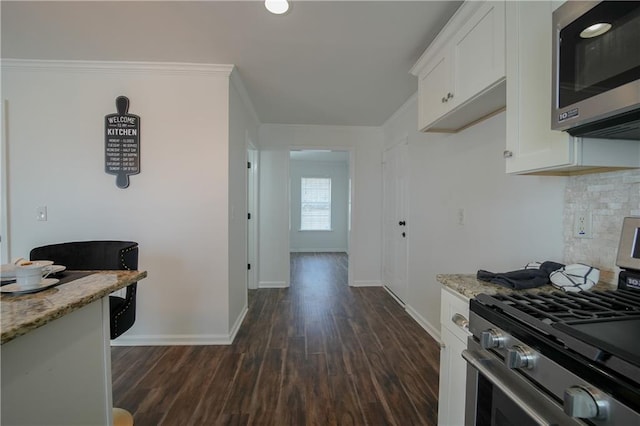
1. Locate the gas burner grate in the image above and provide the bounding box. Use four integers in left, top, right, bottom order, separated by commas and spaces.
491, 289, 640, 325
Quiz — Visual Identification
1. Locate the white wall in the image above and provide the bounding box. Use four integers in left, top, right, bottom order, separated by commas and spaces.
2, 60, 251, 344
258, 124, 384, 288
257, 149, 290, 288
383, 96, 566, 337
228, 70, 260, 333
289, 159, 349, 252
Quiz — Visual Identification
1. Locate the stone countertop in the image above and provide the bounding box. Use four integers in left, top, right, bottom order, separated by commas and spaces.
437, 273, 616, 299
1, 270, 147, 345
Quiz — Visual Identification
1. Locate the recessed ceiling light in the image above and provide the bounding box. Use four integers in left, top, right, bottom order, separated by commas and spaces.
580, 22, 612, 38
265, 0, 289, 15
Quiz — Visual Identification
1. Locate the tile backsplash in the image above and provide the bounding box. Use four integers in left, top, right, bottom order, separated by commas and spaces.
564, 169, 640, 284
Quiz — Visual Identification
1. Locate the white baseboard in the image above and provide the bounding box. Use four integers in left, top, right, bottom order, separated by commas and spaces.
111, 305, 249, 347
351, 280, 383, 287
405, 304, 442, 344
228, 305, 248, 343
383, 285, 405, 306
110, 333, 234, 346
258, 281, 288, 288
290, 249, 348, 253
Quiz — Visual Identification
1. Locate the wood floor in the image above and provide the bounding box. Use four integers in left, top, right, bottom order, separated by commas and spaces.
112, 252, 441, 425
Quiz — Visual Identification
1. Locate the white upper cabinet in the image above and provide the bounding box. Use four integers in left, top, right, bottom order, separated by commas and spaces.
411, 1, 506, 133
418, 54, 451, 130
505, 1, 640, 174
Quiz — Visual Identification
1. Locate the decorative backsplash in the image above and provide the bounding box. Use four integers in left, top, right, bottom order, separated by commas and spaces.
564, 169, 640, 284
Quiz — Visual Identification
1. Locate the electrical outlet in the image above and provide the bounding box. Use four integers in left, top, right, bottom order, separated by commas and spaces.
457, 208, 465, 226
574, 211, 592, 238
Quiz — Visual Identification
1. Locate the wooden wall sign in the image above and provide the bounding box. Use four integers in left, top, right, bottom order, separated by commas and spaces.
105, 96, 140, 188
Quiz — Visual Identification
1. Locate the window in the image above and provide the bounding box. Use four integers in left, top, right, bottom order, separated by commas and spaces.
300, 177, 331, 230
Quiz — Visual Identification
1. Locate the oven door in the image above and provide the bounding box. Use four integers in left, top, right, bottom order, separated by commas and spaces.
462, 339, 585, 426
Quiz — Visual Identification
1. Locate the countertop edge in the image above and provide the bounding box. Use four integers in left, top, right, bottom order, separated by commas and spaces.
436, 273, 617, 299
1, 270, 147, 345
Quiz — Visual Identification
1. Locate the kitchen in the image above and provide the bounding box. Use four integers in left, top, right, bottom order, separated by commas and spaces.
2, 1, 640, 425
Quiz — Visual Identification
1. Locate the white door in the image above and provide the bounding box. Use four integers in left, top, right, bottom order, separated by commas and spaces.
382, 139, 409, 303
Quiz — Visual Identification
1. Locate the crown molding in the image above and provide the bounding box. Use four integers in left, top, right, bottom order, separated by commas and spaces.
0, 59, 234, 76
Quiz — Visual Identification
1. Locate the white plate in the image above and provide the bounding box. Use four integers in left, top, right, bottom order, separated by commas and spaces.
0, 278, 60, 295
45, 265, 66, 275
1, 263, 65, 281
27, 260, 55, 267
0, 263, 16, 277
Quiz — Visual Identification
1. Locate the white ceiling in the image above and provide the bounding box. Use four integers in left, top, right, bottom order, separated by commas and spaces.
1, 0, 462, 126
290, 149, 349, 162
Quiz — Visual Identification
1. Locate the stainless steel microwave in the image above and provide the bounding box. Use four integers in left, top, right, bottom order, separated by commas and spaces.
552, 1, 640, 140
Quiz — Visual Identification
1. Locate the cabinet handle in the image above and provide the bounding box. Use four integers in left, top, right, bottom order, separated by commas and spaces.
441, 97, 447, 103
503, 150, 513, 158
447, 92, 454, 100
452, 313, 469, 331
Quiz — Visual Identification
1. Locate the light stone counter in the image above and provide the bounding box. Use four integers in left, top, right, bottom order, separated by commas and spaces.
1, 270, 147, 344
437, 273, 616, 299
1, 269, 147, 425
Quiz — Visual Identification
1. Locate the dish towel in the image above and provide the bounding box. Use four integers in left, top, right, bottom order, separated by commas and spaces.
477, 261, 565, 290
550, 263, 600, 292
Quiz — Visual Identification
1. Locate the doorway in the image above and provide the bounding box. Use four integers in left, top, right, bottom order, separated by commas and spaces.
289, 149, 352, 286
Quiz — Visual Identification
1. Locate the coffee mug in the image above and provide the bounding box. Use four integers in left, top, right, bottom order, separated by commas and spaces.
15, 262, 44, 289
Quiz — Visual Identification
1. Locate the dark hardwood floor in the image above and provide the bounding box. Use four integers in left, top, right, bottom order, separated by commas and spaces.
112, 252, 441, 425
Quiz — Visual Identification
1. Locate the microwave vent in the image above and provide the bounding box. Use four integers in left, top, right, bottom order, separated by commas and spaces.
567, 109, 640, 140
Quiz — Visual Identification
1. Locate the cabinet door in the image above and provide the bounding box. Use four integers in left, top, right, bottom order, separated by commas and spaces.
452, 1, 505, 108
504, 1, 573, 174
418, 52, 451, 131
438, 327, 468, 426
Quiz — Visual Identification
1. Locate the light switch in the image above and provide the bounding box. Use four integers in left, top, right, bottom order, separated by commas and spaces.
36, 206, 47, 221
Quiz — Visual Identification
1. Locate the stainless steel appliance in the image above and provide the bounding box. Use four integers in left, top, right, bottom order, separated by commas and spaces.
463, 291, 640, 425
463, 217, 640, 425
551, 1, 640, 140
617, 216, 640, 291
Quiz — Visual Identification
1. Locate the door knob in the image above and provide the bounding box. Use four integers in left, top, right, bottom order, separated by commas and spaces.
399, 221, 406, 226
402, 232, 406, 238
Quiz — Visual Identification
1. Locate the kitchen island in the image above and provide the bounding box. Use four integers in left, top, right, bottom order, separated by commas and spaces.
1, 270, 147, 425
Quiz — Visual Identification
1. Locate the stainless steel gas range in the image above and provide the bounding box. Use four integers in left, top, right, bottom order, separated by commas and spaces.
463, 218, 640, 425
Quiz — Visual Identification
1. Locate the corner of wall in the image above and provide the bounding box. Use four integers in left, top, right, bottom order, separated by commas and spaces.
230, 67, 261, 126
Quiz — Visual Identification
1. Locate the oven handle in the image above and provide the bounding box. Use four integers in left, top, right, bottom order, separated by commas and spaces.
462, 349, 572, 426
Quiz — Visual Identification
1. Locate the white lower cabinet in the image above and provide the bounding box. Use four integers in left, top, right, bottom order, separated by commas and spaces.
439, 288, 471, 426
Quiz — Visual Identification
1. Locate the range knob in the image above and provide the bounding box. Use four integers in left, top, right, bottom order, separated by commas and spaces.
480, 328, 506, 349
564, 386, 609, 420
506, 345, 536, 369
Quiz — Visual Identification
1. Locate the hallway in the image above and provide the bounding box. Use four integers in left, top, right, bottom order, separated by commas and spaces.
111, 252, 441, 425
